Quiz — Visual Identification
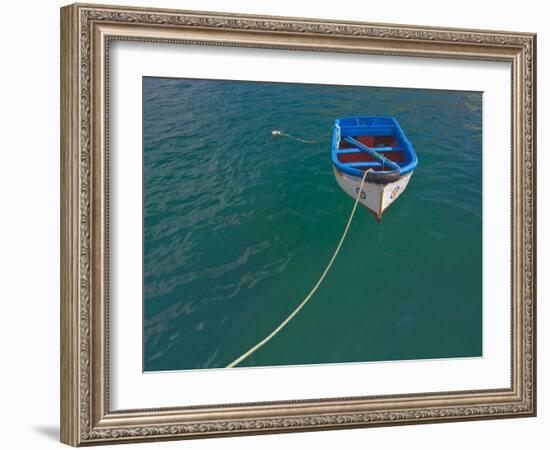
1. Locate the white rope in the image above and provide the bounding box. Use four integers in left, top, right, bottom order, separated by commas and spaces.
226, 169, 370, 368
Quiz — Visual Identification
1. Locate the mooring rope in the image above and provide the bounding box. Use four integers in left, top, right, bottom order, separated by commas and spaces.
226, 169, 370, 368
271, 129, 319, 144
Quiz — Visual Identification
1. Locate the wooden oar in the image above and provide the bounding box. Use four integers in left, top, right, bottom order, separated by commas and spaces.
343, 136, 401, 171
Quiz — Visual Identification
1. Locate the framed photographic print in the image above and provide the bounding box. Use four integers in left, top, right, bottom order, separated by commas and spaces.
60, 3, 537, 446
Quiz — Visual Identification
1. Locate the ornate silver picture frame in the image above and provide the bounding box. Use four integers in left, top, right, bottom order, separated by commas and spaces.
61, 3, 536, 446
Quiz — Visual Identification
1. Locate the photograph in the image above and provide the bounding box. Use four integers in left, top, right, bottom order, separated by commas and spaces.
57, 2, 536, 446
0, 0, 545, 446
142, 77, 482, 372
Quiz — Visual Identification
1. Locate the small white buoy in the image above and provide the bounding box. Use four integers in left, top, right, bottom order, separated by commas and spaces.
270, 129, 317, 144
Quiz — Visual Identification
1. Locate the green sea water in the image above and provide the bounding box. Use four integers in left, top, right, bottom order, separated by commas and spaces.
143, 77, 482, 371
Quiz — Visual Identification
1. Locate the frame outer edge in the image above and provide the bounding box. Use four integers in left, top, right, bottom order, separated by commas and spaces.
533, 33, 537, 416
528, 33, 536, 416
61, 4, 81, 447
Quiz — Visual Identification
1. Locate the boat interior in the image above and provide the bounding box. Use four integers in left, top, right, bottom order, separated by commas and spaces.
335, 117, 412, 172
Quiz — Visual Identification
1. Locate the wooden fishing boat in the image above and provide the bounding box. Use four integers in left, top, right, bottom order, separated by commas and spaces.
331, 116, 418, 221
